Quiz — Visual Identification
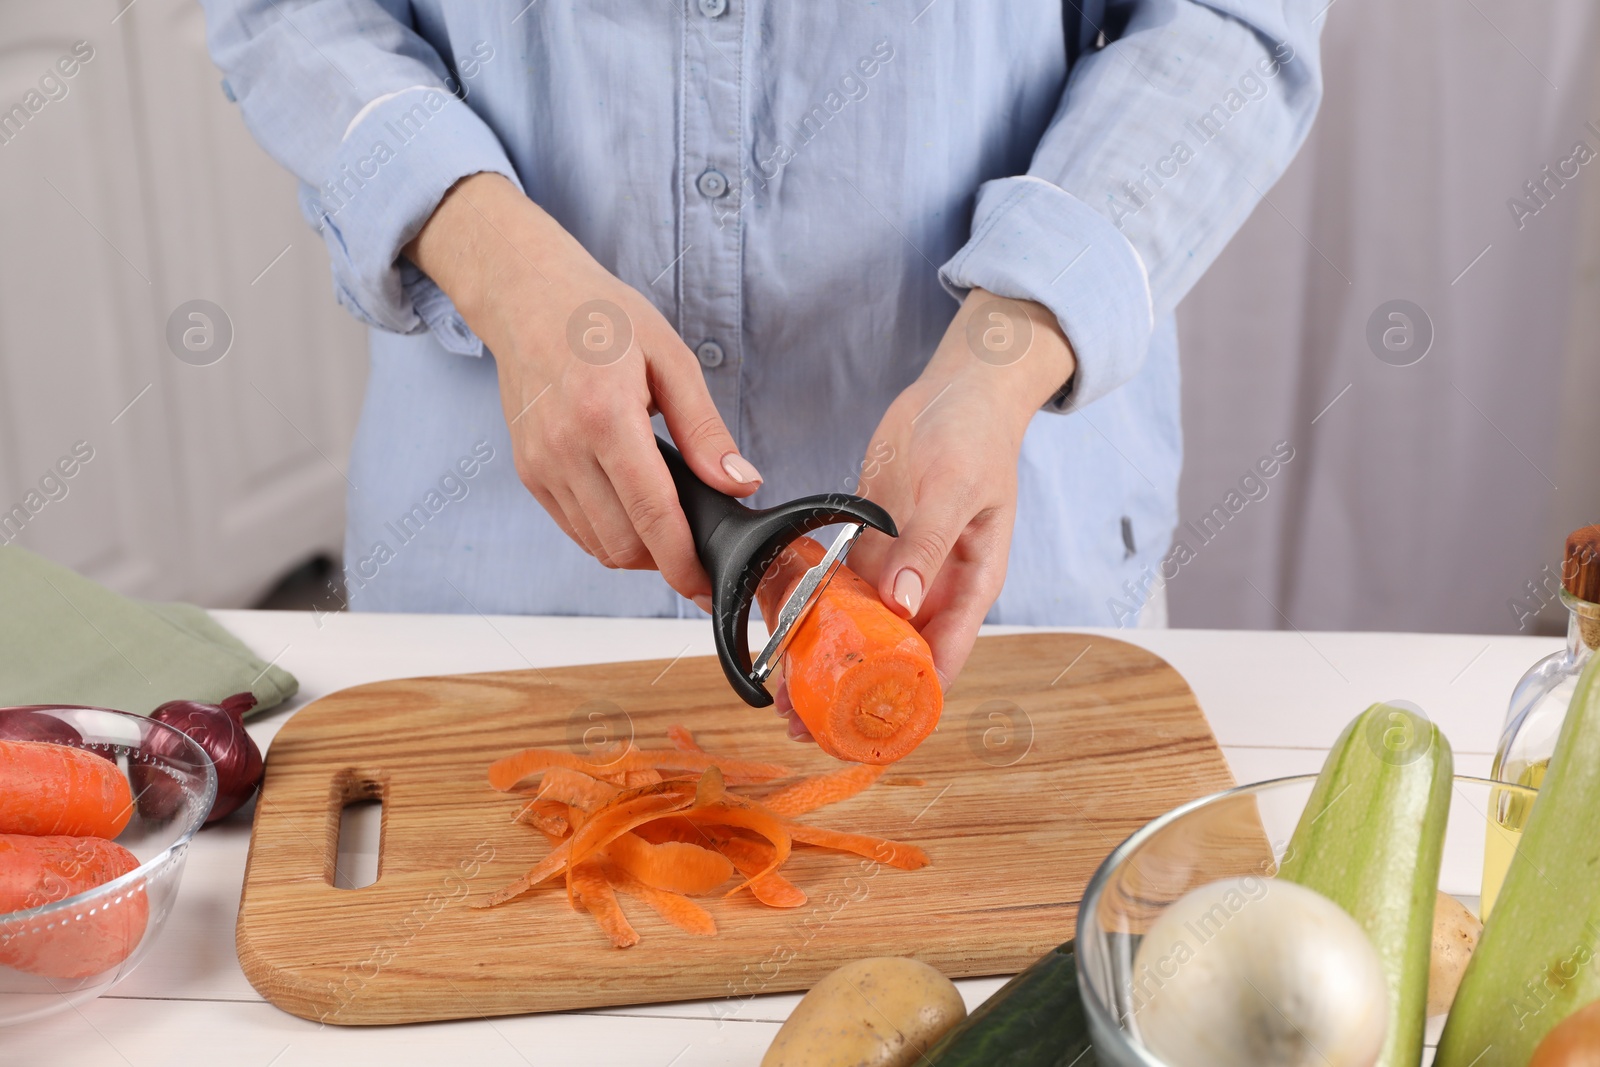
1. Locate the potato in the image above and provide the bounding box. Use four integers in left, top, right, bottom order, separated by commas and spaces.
1427, 890, 1482, 1016
762, 957, 967, 1067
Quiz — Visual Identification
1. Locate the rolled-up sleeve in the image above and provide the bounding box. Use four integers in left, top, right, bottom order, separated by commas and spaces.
939, 0, 1324, 411
201, 0, 521, 353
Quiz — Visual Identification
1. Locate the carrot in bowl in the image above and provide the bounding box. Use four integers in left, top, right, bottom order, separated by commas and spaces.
0, 834, 148, 978
0, 739, 133, 839
755, 536, 943, 765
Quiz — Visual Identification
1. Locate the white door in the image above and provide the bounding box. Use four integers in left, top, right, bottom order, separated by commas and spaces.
0, 0, 368, 606
0, 3, 180, 598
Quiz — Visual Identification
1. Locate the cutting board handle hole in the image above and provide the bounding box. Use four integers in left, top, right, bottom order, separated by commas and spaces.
332, 773, 386, 890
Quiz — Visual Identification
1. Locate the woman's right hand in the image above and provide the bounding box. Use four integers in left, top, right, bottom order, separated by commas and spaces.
405, 173, 761, 606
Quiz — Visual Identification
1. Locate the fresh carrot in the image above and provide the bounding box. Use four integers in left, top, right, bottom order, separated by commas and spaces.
761, 764, 885, 817
0, 835, 138, 913
0, 739, 133, 839
0, 834, 147, 978
755, 536, 942, 765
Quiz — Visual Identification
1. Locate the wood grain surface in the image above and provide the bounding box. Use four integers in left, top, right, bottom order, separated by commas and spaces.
236, 632, 1234, 1025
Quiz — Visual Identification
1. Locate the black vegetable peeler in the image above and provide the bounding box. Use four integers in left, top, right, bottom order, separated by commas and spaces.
655, 435, 897, 708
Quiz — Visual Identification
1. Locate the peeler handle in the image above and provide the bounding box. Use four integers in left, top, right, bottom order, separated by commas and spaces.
654, 434, 897, 708
655, 434, 747, 568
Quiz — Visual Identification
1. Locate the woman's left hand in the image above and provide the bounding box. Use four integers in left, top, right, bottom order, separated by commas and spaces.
775, 286, 1076, 739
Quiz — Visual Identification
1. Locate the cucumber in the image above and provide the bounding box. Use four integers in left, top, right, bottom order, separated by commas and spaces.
925, 939, 1096, 1066
1437, 655, 1600, 1065
1277, 702, 1453, 1067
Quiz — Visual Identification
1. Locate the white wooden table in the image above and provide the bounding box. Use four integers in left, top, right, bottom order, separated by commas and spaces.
7, 612, 1555, 1066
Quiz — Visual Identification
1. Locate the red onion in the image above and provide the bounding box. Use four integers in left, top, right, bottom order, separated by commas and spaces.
0, 707, 116, 760
142, 693, 264, 824
0, 707, 87, 746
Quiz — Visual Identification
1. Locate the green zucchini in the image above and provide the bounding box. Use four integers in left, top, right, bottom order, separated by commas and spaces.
924, 939, 1096, 1066
1277, 702, 1453, 1067
1437, 655, 1600, 1065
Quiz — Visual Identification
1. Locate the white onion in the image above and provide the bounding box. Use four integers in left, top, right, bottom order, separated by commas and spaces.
1130, 876, 1387, 1067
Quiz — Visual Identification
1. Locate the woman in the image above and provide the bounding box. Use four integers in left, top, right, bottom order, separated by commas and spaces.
202, 1, 1321, 692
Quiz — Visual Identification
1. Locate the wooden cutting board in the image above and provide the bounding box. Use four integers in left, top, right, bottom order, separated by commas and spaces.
237, 633, 1232, 1025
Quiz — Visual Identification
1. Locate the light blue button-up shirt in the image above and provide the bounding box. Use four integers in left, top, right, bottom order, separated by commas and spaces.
202, 1, 1321, 626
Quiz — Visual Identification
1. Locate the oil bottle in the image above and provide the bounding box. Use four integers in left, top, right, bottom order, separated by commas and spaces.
1482, 525, 1600, 917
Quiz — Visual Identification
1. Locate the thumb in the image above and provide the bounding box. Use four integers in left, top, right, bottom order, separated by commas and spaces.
877, 493, 965, 620
651, 346, 762, 498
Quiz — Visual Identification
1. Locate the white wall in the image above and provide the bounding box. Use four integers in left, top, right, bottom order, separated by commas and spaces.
0, 0, 367, 607
1169, 0, 1600, 635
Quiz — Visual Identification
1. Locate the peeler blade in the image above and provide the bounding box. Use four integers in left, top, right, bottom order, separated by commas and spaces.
751, 522, 864, 683
653, 433, 896, 707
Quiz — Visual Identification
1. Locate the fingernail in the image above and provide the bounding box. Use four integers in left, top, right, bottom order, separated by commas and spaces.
721, 452, 762, 485
892, 569, 923, 617
692, 594, 713, 614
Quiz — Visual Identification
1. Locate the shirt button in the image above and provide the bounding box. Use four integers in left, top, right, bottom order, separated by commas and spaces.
697, 0, 728, 17
695, 169, 729, 199
696, 341, 725, 368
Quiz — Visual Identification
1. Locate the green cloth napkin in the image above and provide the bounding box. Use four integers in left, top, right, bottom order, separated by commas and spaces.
0, 546, 296, 717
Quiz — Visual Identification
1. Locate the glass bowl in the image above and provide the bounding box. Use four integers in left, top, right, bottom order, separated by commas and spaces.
0, 706, 216, 1026
1075, 773, 1531, 1066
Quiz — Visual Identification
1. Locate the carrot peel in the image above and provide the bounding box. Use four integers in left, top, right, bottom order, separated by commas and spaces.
600, 861, 717, 937
570, 860, 639, 948
604, 832, 734, 895
472, 728, 927, 945
761, 763, 885, 818
489, 748, 788, 793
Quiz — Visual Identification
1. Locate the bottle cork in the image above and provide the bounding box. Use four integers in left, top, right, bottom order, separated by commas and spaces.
1565, 525, 1600, 649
